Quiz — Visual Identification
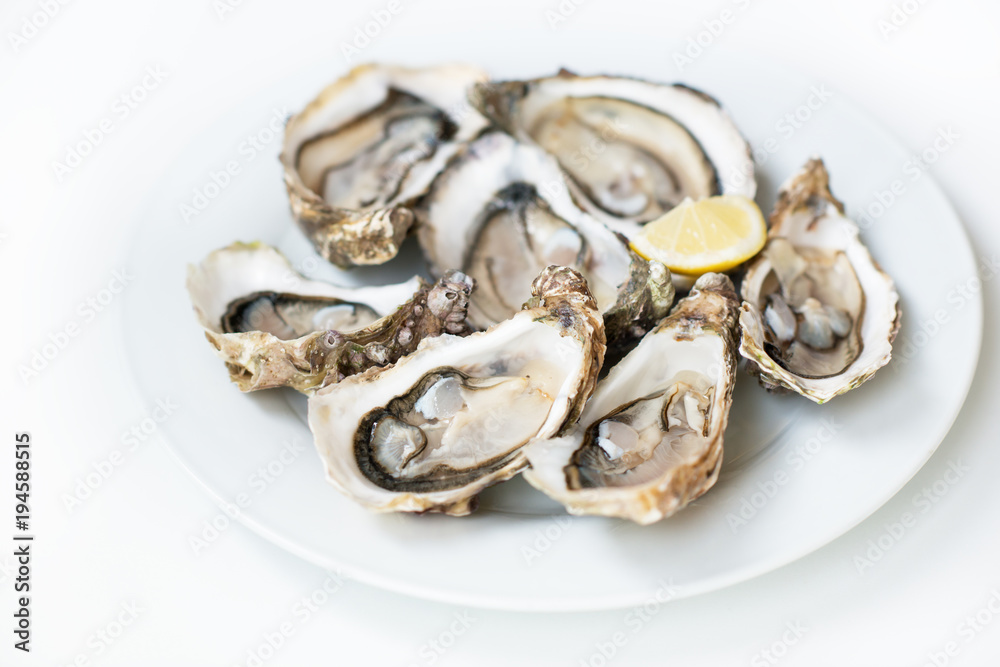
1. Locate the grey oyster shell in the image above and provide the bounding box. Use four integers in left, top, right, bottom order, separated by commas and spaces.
739, 158, 901, 404
307, 265, 606, 516
186, 241, 422, 337
524, 273, 739, 524
601, 254, 675, 368
202, 271, 475, 394
280, 63, 489, 267
471, 72, 755, 239
416, 130, 673, 355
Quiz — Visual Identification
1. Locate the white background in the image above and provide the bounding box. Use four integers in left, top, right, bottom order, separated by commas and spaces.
2, 0, 999, 665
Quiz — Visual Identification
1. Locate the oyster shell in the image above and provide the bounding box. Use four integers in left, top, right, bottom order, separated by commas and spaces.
523, 273, 739, 524
739, 158, 901, 403
281, 63, 489, 267
472, 72, 755, 238
308, 266, 605, 515
186, 242, 474, 393
204, 271, 474, 393
417, 130, 674, 353
187, 241, 422, 337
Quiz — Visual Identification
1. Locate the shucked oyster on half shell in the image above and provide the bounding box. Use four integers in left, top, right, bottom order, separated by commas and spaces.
524, 273, 739, 524
202, 272, 474, 394
739, 158, 901, 404
281, 63, 489, 267
186, 242, 474, 393
417, 130, 674, 358
472, 72, 755, 239
308, 266, 606, 516
187, 241, 422, 337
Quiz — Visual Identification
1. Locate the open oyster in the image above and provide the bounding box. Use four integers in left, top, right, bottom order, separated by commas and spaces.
739, 158, 901, 403
281, 63, 489, 267
187, 241, 422, 337
524, 273, 739, 524
204, 271, 474, 393
417, 130, 674, 356
186, 242, 474, 393
472, 72, 755, 238
308, 266, 605, 515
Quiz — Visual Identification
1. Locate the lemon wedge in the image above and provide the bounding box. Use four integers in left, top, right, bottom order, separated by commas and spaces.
629, 195, 767, 275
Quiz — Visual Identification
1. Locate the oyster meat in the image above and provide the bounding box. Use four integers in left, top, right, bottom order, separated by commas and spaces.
308, 266, 605, 515
473, 72, 755, 238
739, 158, 901, 403
186, 242, 474, 393
524, 273, 739, 524
282, 63, 489, 267
417, 130, 674, 355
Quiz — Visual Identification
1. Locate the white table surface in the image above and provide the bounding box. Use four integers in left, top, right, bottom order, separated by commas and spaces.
2, 0, 998, 664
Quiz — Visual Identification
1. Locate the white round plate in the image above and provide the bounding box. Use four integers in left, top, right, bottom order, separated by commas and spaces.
123, 32, 982, 611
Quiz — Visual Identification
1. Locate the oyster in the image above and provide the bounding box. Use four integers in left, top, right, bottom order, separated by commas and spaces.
308, 266, 605, 515
739, 158, 901, 403
281, 63, 490, 267
523, 273, 739, 524
472, 72, 755, 238
186, 242, 474, 393
417, 130, 674, 354
203, 271, 474, 393
187, 241, 422, 337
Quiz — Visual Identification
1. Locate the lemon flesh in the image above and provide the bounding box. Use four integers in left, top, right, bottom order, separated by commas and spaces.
630, 195, 767, 275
